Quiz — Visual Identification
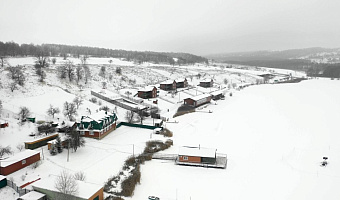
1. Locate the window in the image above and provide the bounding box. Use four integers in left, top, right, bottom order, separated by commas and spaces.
90, 130, 94, 135
80, 131, 85, 135
22, 160, 26, 165
183, 156, 188, 160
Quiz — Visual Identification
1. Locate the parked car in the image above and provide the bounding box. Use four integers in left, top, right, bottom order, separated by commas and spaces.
148, 196, 160, 200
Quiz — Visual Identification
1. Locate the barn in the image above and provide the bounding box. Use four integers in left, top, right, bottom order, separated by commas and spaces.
160, 80, 176, 91
178, 146, 216, 164
199, 79, 213, 88
0, 150, 40, 176
76, 111, 118, 140
176, 78, 188, 88
138, 86, 158, 99
183, 93, 212, 107
32, 177, 104, 200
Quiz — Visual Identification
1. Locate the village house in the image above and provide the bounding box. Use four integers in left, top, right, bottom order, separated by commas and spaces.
183, 93, 212, 107
0, 150, 40, 176
32, 177, 104, 200
177, 146, 217, 164
76, 111, 118, 140
160, 80, 176, 91
210, 90, 225, 100
138, 86, 158, 99
199, 79, 214, 88
176, 78, 188, 88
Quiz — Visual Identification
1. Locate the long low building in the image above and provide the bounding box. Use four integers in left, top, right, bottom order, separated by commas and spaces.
0, 150, 40, 175
32, 176, 104, 200
178, 146, 217, 164
183, 93, 212, 107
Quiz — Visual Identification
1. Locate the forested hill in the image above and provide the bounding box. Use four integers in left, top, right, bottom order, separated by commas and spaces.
0, 41, 208, 65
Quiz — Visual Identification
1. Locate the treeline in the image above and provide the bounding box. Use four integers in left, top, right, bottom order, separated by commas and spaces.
0, 41, 208, 65
225, 59, 340, 78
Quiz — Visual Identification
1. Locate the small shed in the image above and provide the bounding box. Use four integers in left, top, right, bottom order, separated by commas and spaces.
0, 150, 40, 176
183, 93, 212, 107
178, 146, 216, 164
24, 133, 59, 150
17, 191, 47, 200
210, 90, 225, 100
0, 121, 9, 128
176, 78, 188, 88
138, 86, 158, 99
0, 175, 7, 188
199, 79, 213, 88
160, 80, 176, 91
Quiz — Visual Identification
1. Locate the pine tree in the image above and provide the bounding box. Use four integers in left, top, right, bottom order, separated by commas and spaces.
56, 136, 63, 153
50, 145, 58, 155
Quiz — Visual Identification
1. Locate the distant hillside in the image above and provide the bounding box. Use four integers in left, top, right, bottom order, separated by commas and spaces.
207, 47, 340, 62
0, 41, 208, 65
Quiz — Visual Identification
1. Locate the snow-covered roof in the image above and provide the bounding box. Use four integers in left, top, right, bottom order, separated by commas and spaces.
176, 78, 187, 82
178, 146, 216, 158
210, 90, 224, 96
160, 80, 175, 84
138, 86, 156, 92
200, 78, 213, 83
0, 150, 40, 167
186, 93, 212, 101
0, 175, 6, 181
25, 133, 59, 143
18, 191, 46, 200
81, 111, 114, 122
32, 177, 103, 199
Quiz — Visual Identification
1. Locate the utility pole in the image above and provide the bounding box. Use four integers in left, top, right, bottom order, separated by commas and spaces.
67, 140, 70, 162
133, 144, 134, 157
41, 148, 44, 160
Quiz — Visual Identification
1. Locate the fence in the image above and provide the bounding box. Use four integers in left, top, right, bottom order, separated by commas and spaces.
7, 179, 32, 196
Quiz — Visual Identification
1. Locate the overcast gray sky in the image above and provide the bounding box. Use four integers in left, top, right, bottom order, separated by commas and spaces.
0, 0, 339, 55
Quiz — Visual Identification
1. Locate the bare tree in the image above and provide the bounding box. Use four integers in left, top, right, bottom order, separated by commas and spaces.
65, 60, 75, 82
80, 55, 88, 66
83, 65, 91, 84
0, 56, 8, 68
125, 110, 135, 123
102, 82, 107, 89
18, 106, 31, 122
34, 53, 49, 69
8, 66, 25, 86
47, 105, 60, 118
16, 144, 25, 152
63, 102, 77, 121
99, 105, 110, 112
54, 170, 78, 200
74, 171, 86, 181
73, 97, 83, 109
136, 109, 145, 124
0, 145, 13, 158
75, 65, 83, 84
9, 82, 18, 92
99, 66, 106, 78
51, 58, 57, 64
58, 65, 67, 79
67, 128, 85, 152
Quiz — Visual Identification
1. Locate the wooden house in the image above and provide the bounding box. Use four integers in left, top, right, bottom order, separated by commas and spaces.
138, 86, 158, 99
76, 111, 118, 140
176, 78, 188, 88
178, 146, 216, 164
24, 133, 59, 150
32, 178, 104, 200
183, 93, 212, 107
0, 150, 40, 176
160, 80, 176, 91
199, 79, 213, 88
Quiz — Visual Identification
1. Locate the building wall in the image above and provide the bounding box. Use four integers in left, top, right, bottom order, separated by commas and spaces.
79, 122, 116, 139
88, 187, 104, 200
1, 153, 40, 175
184, 98, 195, 106
178, 155, 201, 163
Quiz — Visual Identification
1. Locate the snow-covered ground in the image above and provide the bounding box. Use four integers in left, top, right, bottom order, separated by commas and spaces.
133, 79, 340, 200
3, 57, 335, 200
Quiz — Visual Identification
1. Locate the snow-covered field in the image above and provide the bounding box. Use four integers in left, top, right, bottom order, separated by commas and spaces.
133, 79, 340, 200
2, 57, 338, 200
